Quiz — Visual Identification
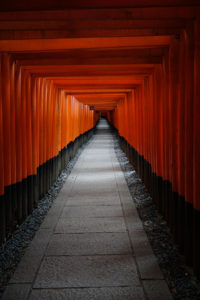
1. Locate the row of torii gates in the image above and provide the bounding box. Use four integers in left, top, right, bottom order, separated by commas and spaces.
0, 0, 200, 276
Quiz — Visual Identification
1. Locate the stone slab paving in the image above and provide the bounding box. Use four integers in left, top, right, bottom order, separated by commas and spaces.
29, 287, 145, 300
55, 216, 127, 234
2, 119, 173, 300
45, 233, 132, 256
60, 205, 123, 218
33, 255, 139, 288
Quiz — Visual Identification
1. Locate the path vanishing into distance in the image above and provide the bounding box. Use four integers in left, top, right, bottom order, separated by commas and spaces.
2, 119, 172, 300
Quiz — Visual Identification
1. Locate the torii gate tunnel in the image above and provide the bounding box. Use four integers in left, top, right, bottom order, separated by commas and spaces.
0, 0, 200, 276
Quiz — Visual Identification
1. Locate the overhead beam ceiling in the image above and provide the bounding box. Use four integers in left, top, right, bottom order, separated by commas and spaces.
1, 3, 198, 111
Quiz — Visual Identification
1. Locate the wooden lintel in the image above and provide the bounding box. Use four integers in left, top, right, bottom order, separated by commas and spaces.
18, 56, 162, 66
0, 6, 196, 20
0, 36, 171, 52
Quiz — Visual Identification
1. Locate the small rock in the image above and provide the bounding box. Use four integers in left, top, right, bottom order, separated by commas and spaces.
172, 288, 177, 294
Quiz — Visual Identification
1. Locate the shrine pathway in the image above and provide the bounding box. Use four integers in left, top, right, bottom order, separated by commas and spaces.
2, 119, 172, 300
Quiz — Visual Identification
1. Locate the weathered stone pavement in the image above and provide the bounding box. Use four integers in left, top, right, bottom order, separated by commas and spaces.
2, 119, 172, 300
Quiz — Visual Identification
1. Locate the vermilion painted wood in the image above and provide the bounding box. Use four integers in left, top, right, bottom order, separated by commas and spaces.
155, 65, 164, 178
26, 73, 33, 177
0, 6, 196, 20
193, 16, 200, 211
15, 65, 23, 182
39, 79, 44, 166
0, 0, 200, 260
0, 55, 4, 195
43, 79, 47, 165
168, 38, 180, 194
160, 53, 168, 182
31, 76, 37, 175
1, 54, 12, 187
184, 26, 194, 205
66, 95, 72, 144
163, 49, 170, 183
177, 30, 186, 198
0, 36, 171, 52
22, 65, 154, 76
0, 29, 182, 41
36, 78, 41, 168
10, 60, 16, 185
0, 19, 187, 31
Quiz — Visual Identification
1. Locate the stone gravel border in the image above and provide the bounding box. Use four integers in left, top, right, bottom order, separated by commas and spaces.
113, 134, 200, 300
0, 137, 93, 299
1, 129, 200, 300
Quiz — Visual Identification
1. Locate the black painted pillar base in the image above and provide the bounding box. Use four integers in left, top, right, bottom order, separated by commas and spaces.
16, 181, 23, 224
34, 173, 40, 206
0, 195, 6, 245
27, 175, 34, 214
0, 128, 95, 247
114, 131, 200, 276
193, 210, 200, 276
22, 178, 28, 220
4, 186, 13, 236
155, 176, 163, 211
177, 195, 185, 254
184, 202, 193, 266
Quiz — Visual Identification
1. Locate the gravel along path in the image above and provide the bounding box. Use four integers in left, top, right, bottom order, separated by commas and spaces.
114, 134, 200, 300
1, 131, 200, 300
0, 137, 93, 299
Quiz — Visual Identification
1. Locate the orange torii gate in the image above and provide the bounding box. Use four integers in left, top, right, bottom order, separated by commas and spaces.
0, 2, 200, 275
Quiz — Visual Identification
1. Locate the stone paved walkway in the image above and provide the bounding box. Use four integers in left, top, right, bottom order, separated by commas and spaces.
2, 119, 172, 300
